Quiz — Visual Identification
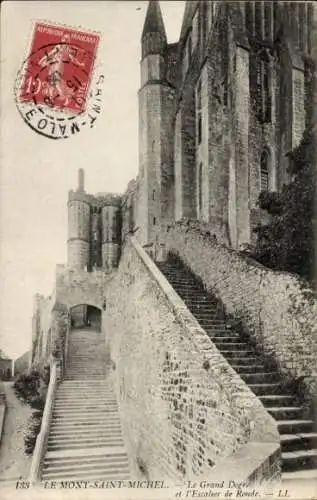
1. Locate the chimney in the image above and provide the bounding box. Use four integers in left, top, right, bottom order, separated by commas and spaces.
78, 168, 85, 192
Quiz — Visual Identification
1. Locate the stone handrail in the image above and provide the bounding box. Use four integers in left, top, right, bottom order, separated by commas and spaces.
29, 360, 58, 484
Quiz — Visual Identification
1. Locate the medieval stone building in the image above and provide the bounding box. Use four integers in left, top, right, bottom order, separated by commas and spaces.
68, 1, 316, 267
132, 0, 316, 249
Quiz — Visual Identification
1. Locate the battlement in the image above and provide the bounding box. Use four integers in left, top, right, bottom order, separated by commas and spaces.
68, 190, 122, 208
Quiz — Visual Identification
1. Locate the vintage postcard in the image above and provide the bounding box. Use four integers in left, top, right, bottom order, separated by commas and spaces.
0, 1, 316, 500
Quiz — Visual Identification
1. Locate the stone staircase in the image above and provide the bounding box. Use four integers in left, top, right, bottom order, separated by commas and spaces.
41, 328, 130, 481
156, 260, 317, 482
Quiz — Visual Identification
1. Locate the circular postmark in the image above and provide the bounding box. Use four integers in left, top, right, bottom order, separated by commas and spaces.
15, 23, 104, 139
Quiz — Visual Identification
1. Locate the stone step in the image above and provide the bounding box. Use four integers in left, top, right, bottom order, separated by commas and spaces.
277, 420, 314, 434
50, 429, 122, 439
55, 393, 115, 399
282, 448, 317, 472
48, 435, 123, 446
227, 356, 261, 365
205, 328, 237, 336
177, 292, 212, 300
51, 418, 120, 427
60, 381, 110, 385
282, 468, 317, 481
55, 399, 115, 405
267, 406, 304, 420
259, 395, 296, 408
51, 415, 120, 424
188, 304, 218, 312
54, 402, 117, 408
209, 330, 240, 344
219, 349, 256, 358
188, 312, 220, 319
57, 385, 112, 390
51, 412, 118, 421
248, 383, 281, 396
43, 456, 129, 473
65, 376, 106, 380
53, 407, 118, 416
213, 342, 251, 351
195, 318, 225, 324
232, 364, 266, 374
184, 298, 217, 306
42, 470, 130, 481
47, 440, 124, 452
50, 424, 122, 433
239, 372, 279, 384
280, 433, 317, 452
44, 450, 128, 463
210, 336, 244, 344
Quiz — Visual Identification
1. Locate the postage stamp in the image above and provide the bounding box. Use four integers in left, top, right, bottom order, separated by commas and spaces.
15, 21, 103, 139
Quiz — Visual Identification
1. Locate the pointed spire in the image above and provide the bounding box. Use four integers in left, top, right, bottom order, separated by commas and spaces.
142, 1, 167, 41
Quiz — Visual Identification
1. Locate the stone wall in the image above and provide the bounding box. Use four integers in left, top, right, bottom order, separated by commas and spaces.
55, 265, 108, 310
104, 237, 280, 482
162, 220, 317, 408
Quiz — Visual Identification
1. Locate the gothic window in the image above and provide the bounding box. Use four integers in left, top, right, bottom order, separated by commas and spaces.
196, 80, 202, 144
152, 189, 156, 201
299, 3, 306, 51
308, 4, 313, 53
273, 1, 278, 39
264, 2, 272, 40
198, 162, 203, 215
245, 2, 254, 35
255, 2, 263, 38
201, 1, 208, 49
221, 13, 229, 106
256, 52, 271, 123
260, 151, 269, 192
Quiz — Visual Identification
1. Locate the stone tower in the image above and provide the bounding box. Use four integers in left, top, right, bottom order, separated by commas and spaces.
100, 195, 122, 269
137, 0, 175, 246
67, 169, 90, 270
67, 170, 122, 270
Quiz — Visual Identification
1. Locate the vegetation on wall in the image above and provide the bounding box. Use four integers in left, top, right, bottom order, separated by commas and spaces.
252, 125, 316, 286
13, 366, 50, 455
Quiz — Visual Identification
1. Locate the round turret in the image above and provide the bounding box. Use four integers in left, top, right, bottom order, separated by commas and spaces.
67, 170, 91, 269
100, 195, 122, 269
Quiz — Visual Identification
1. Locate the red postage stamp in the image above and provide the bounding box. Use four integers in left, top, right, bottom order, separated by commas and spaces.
18, 21, 100, 115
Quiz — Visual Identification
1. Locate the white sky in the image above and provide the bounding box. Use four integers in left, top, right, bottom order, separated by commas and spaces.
0, 1, 185, 359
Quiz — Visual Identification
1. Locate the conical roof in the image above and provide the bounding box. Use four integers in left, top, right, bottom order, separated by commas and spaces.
142, 0, 167, 40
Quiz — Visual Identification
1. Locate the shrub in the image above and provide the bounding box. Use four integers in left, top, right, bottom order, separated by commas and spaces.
14, 367, 50, 455
24, 410, 43, 455
252, 126, 316, 284
13, 370, 41, 404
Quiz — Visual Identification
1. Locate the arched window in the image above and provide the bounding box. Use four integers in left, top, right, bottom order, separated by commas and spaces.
255, 2, 263, 38
264, 2, 272, 40
260, 151, 269, 192
201, 1, 208, 49
256, 51, 271, 122
245, 3, 254, 35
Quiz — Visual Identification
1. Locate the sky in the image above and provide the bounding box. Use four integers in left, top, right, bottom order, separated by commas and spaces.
0, 0, 185, 359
